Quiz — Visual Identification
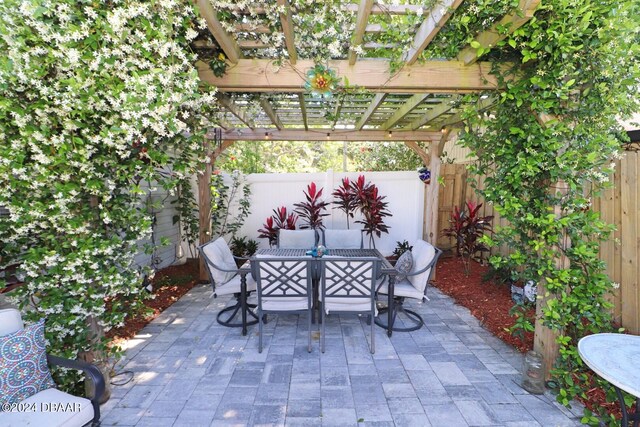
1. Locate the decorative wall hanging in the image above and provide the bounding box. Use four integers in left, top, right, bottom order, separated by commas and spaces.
304, 64, 339, 99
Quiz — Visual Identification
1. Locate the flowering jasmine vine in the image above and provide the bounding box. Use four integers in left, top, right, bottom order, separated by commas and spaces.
0, 0, 216, 391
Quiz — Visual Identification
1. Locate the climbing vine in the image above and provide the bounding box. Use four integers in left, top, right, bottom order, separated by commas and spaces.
456, 1, 639, 424
0, 0, 216, 391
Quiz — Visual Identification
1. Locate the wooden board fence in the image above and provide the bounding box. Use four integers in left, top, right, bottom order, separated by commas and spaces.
437, 152, 640, 333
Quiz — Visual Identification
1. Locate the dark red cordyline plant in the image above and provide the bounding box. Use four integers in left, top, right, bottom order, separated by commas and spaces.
442, 200, 493, 275
332, 177, 358, 229
257, 206, 298, 247
294, 182, 330, 230
354, 180, 391, 249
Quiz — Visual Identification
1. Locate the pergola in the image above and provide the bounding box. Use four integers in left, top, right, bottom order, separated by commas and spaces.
192, 0, 539, 242
191, 0, 558, 371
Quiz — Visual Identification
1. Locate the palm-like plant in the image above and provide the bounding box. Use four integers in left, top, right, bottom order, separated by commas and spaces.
332, 177, 358, 229
257, 206, 298, 247
354, 181, 392, 249
294, 182, 330, 230
442, 201, 493, 274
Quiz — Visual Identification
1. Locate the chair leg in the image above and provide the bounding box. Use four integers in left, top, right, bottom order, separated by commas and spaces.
321, 303, 325, 353
258, 309, 263, 353
370, 312, 375, 354
307, 308, 312, 353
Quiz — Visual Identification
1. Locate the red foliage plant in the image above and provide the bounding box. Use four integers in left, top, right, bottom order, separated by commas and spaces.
332, 177, 358, 229
257, 206, 298, 247
442, 201, 493, 274
294, 182, 330, 230
351, 175, 391, 248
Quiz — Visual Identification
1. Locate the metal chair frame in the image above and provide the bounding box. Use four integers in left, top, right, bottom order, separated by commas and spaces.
375, 246, 443, 333
319, 257, 379, 354
253, 257, 314, 353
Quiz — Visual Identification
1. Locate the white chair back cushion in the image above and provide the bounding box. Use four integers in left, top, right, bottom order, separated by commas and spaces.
408, 240, 436, 294
278, 229, 316, 249
323, 229, 362, 249
201, 237, 237, 285
0, 308, 24, 337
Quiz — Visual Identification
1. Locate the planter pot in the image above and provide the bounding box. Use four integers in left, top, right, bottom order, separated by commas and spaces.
511, 284, 525, 304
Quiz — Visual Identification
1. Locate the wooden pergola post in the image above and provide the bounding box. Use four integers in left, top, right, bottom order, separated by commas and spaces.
198, 137, 213, 282
423, 130, 451, 245
534, 180, 568, 379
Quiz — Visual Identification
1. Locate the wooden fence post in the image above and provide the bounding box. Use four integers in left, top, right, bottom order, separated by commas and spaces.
198, 138, 213, 282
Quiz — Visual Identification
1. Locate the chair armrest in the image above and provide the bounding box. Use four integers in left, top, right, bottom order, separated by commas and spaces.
47, 355, 105, 424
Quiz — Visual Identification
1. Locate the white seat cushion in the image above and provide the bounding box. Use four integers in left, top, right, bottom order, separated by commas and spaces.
213, 273, 257, 297
0, 388, 93, 427
261, 297, 309, 311
321, 296, 377, 315
377, 277, 425, 300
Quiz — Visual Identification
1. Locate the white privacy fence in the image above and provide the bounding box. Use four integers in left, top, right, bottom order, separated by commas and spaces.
236, 170, 425, 255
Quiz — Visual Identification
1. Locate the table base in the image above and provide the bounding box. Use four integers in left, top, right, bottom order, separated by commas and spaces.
615, 387, 640, 427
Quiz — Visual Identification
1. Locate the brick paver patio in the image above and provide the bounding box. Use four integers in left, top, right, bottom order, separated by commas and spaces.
100, 284, 585, 426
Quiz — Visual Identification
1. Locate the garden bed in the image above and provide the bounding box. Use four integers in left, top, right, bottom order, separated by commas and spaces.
431, 254, 535, 353
106, 259, 200, 348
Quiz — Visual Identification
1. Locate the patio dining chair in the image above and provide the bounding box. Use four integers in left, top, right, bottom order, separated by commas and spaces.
199, 237, 259, 328
321, 229, 364, 249
376, 239, 442, 332
319, 257, 379, 353
0, 309, 105, 427
277, 229, 318, 249
252, 255, 314, 353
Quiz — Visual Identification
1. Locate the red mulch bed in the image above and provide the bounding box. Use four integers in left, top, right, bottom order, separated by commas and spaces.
431, 254, 534, 353
106, 259, 200, 347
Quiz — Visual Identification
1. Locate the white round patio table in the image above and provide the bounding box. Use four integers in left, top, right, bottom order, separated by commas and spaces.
578, 333, 640, 426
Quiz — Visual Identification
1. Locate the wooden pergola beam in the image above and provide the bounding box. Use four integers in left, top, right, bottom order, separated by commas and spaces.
382, 94, 430, 130
348, 0, 375, 65
215, 93, 255, 129
403, 0, 464, 65
213, 129, 441, 141
298, 94, 309, 131
277, 0, 297, 64
404, 141, 430, 165
231, 4, 427, 15
198, 59, 502, 93
406, 95, 461, 130
440, 96, 497, 127
457, 0, 541, 65
196, 0, 242, 64
259, 98, 283, 130
332, 98, 344, 129
355, 93, 386, 130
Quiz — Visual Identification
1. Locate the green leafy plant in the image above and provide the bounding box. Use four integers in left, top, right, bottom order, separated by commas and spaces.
172, 178, 199, 258
208, 52, 227, 77
442, 201, 493, 275
392, 240, 413, 258
229, 236, 258, 266
210, 171, 252, 239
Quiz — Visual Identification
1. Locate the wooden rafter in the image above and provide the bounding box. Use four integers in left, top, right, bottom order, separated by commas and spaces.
233, 4, 426, 15
404, 141, 430, 165
215, 129, 441, 141
403, 0, 464, 65
348, 0, 375, 65
355, 93, 386, 130
277, 0, 297, 65
297, 94, 309, 131
406, 95, 461, 130
259, 98, 283, 130
196, 0, 242, 64
440, 96, 496, 127
198, 59, 501, 93
457, 0, 541, 65
215, 93, 255, 129
381, 94, 430, 130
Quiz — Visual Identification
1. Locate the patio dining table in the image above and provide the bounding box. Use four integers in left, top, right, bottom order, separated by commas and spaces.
237, 248, 395, 336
